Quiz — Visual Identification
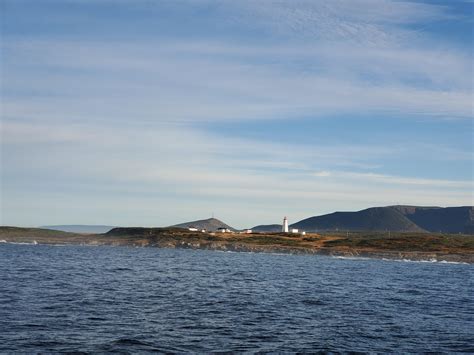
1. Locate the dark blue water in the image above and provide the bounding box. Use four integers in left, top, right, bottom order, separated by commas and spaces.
0, 244, 472, 353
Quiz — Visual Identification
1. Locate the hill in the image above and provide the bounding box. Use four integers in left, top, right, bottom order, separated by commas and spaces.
390, 206, 474, 234
0, 226, 80, 238
250, 224, 282, 232
41, 225, 116, 233
171, 218, 235, 231
291, 207, 425, 232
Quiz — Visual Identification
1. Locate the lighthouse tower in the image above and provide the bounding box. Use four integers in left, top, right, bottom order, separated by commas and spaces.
282, 216, 289, 233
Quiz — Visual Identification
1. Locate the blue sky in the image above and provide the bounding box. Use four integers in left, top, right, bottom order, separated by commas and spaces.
1, 0, 473, 228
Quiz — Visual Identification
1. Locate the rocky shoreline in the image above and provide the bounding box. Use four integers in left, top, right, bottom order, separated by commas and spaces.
1, 226, 473, 264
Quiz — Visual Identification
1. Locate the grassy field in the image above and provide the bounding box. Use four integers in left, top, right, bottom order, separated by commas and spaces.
321, 232, 474, 251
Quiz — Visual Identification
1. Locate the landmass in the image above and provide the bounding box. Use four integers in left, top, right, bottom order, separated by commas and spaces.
287, 206, 474, 234
40, 225, 117, 234
1, 226, 473, 263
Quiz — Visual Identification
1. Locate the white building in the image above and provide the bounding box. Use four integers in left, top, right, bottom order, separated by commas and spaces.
282, 216, 289, 233
291, 228, 299, 234
188, 227, 198, 232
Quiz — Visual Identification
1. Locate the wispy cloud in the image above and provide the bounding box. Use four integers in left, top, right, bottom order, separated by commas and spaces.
222, 0, 454, 44
3, 37, 472, 124
2, 117, 472, 226
1, 0, 472, 226
313, 170, 473, 189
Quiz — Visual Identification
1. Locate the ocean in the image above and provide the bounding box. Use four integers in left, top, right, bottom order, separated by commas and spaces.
0, 243, 472, 352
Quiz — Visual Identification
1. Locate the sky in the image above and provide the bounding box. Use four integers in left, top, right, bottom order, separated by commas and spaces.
1, 0, 473, 229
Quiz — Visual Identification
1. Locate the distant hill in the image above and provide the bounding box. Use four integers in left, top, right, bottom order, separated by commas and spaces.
1, 226, 80, 238
390, 206, 474, 234
172, 218, 235, 231
250, 224, 282, 232
41, 225, 117, 234
291, 207, 425, 232
38, 205, 474, 235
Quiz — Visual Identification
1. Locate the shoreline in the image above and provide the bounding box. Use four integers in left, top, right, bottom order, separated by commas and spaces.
1, 226, 473, 264
0, 239, 471, 264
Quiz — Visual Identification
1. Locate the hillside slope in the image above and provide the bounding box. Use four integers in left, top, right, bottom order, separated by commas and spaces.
171, 218, 235, 231
390, 206, 474, 234
0, 226, 81, 238
291, 207, 425, 232
250, 224, 282, 232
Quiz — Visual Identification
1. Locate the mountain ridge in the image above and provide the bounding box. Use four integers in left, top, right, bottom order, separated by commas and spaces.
291, 207, 425, 233
390, 205, 473, 234
43, 206, 473, 235
250, 206, 473, 234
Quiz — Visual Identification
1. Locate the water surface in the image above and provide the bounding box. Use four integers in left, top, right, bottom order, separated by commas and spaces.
0, 244, 472, 352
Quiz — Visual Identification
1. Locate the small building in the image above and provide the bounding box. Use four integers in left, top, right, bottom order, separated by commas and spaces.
291, 228, 299, 234
217, 227, 231, 233
244, 229, 252, 234
301, 231, 306, 236
188, 227, 198, 232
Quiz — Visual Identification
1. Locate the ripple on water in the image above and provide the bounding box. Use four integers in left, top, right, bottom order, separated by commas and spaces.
0, 244, 472, 352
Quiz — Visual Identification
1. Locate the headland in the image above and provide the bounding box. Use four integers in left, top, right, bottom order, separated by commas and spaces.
1, 226, 473, 263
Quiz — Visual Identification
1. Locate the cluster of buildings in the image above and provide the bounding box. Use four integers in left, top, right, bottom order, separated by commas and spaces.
282, 216, 306, 235
187, 217, 306, 235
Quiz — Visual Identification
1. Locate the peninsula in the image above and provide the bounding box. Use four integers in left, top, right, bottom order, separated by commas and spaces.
1, 226, 473, 263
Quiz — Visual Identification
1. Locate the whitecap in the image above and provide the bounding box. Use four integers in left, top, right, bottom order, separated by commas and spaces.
0, 241, 38, 245
331, 255, 372, 261
382, 258, 470, 265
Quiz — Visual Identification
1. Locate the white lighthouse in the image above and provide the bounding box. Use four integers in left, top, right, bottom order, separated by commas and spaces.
282, 216, 289, 233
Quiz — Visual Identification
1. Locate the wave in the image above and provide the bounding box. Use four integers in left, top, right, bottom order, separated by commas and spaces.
0, 241, 108, 248
331, 255, 372, 261
330, 254, 470, 265
0, 240, 38, 245
381, 258, 469, 265
438, 260, 469, 265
